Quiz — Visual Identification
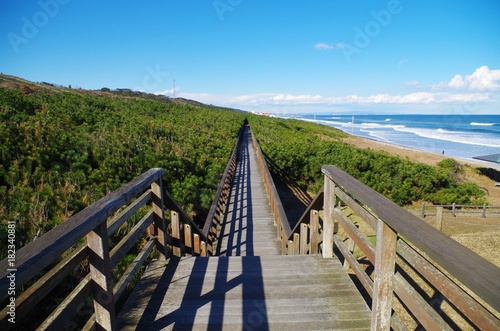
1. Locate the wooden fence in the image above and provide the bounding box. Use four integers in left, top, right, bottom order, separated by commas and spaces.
421, 203, 500, 219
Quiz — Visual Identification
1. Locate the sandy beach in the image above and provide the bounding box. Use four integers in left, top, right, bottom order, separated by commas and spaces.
342, 136, 500, 206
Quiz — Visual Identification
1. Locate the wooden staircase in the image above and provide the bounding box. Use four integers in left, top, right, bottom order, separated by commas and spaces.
118, 255, 371, 330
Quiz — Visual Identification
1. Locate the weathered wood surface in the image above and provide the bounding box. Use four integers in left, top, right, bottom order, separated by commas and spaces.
118, 255, 371, 330
215, 125, 281, 256
322, 165, 500, 313
0, 168, 164, 301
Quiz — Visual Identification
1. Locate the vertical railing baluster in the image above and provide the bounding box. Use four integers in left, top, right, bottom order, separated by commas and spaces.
323, 175, 335, 258
371, 219, 397, 331
300, 224, 308, 255
152, 179, 167, 260
171, 211, 181, 257
87, 223, 116, 331
310, 210, 319, 254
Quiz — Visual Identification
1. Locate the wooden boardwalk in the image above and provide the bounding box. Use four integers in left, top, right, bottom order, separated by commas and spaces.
117, 126, 371, 330
215, 126, 280, 256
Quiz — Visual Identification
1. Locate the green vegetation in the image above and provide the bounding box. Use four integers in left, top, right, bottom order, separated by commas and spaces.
248, 114, 486, 206
0, 75, 487, 260
0, 76, 245, 257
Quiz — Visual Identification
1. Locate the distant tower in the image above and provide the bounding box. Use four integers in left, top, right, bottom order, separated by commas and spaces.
173, 79, 176, 98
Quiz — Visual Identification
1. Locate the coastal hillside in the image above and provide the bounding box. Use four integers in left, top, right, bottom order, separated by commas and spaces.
0, 74, 491, 259
0, 74, 246, 255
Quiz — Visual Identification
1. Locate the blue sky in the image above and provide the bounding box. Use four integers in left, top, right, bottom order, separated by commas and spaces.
1, 0, 500, 114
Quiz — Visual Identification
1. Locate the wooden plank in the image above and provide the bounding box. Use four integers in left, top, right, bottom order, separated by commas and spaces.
83, 240, 156, 331
202, 126, 241, 237
335, 186, 378, 231
109, 211, 153, 268
334, 208, 375, 264
117, 255, 372, 330
293, 233, 300, 255
184, 224, 192, 257
322, 165, 500, 312
435, 206, 443, 231
288, 187, 324, 237
300, 224, 308, 255
37, 275, 92, 331
0, 244, 88, 329
0, 168, 164, 300
323, 176, 335, 258
288, 240, 295, 255
371, 219, 397, 331
397, 240, 500, 330
107, 190, 152, 236
171, 211, 181, 257
151, 179, 167, 260
87, 222, 116, 331
310, 210, 319, 254
193, 234, 201, 255
394, 272, 453, 331
334, 234, 373, 297
201, 241, 207, 257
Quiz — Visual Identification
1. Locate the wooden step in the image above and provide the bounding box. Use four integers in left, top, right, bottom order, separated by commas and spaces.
118, 255, 371, 330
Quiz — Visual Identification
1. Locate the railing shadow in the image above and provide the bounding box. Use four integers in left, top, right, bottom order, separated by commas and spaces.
216, 125, 255, 256
132, 125, 270, 330
131, 255, 269, 330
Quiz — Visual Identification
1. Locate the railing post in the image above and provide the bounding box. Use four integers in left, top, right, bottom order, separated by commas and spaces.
87, 222, 116, 331
371, 219, 397, 331
152, 179, 168, 260
436, 206, 443, 231
323, 175, 335, 258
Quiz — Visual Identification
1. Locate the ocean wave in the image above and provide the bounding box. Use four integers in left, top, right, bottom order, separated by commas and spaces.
393, 126, 500, 148
470, 122, 496, 126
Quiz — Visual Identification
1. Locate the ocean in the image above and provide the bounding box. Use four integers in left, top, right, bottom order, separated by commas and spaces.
291, 114, 500, 167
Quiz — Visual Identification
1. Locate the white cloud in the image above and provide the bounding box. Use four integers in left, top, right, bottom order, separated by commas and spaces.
314, 42, 344, 50
435, 66, 500, 91
178, 91, 492, 110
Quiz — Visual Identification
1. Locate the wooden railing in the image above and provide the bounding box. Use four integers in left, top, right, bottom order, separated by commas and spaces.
0, 168, 166, 329
249, 127, 291, 254
202, 124, 243, 255
0, 122, 246, 330
285, 164, 500, 330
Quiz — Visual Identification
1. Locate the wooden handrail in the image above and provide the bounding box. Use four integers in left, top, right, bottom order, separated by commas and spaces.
288, 186, 324, 238
0, 168, 164, 302
202, 123, 244, 253
0, 165, 222, 329
249, 127, 291, 252
322, 165, 500, 313
0, 168, 167, 330
321, 165, 500, 330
